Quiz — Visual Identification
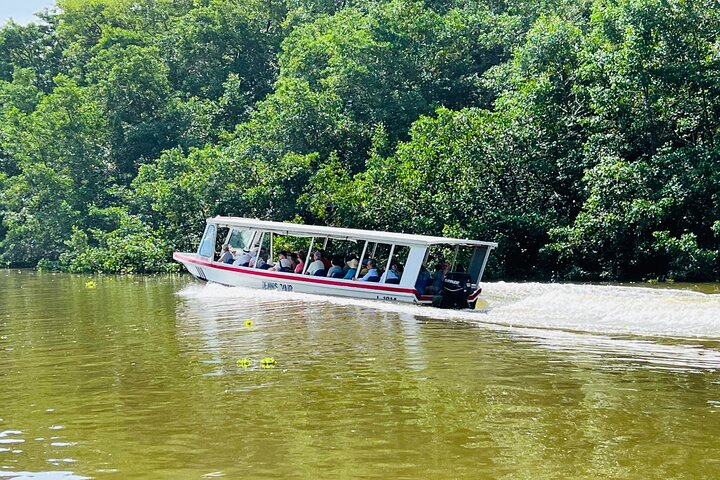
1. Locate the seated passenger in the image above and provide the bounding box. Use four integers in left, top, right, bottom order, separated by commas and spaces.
380, 262, 401, 284
427, 262, 449, 294
306, 251, 325, 275
342, 255, 356, 275
319, 249, 332, 270
359, 259, 380, 282
343, 258, 359, 279
415, 265, 431, 295
217, 244, 234, 264
327, 255, 344, 278
249, 252, 268, 269
233, 248, 256, 267
294, 250, 305, 273
270, 251, 292, 272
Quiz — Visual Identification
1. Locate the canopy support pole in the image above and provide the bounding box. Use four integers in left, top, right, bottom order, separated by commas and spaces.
356, 241, 369, 280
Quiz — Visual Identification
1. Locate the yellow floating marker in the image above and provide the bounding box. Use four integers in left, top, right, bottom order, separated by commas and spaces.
236, 358, 251, 368
261, 357, 276, 368
244, 319, 253, 329
85, 280, 96, 289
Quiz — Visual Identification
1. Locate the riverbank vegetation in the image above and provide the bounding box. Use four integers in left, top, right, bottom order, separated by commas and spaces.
1, 0, 719, 280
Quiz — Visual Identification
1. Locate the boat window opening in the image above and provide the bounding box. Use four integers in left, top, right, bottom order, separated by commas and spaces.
453, 246, 475, 275
272, 235, 311, 262
226, 228, 257, 254
382, 245, 410, 284
468, 245, 492, 284
198, 224, 217, 258
328, 238, 358, 259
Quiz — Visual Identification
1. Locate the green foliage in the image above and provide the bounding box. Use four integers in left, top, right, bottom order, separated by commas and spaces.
0, 0, 719, 281
0, 162, 81, 266
58, 207, 177, 273
651, 231, 718, 281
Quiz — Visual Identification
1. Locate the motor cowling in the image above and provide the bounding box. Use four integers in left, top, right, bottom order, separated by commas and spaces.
432, 272, 473, 309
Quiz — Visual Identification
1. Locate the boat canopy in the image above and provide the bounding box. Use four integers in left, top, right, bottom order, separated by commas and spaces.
208, 217, 498, 249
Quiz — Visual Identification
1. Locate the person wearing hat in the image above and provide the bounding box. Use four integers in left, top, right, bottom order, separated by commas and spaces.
232, 248, 256, 267
343, 258, 359, 279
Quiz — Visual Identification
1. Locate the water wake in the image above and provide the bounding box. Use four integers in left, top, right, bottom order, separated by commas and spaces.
178, 281, 720, 339
177, 281, 720, 372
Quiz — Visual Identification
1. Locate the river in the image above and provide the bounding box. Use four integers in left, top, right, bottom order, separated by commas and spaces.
1, 270, 719, 479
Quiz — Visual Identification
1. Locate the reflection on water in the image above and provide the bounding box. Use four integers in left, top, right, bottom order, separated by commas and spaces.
2, 271, 720, 479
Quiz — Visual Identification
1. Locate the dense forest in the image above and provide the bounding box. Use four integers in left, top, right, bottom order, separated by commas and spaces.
1, 0, 719, 281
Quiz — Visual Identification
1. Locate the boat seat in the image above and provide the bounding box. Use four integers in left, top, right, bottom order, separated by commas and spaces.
314, 269, 327, 277
366, 276, 380, 282
331, 271, 344, 279
385, 278, 400, 284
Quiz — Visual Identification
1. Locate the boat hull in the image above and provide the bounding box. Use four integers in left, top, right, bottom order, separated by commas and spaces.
174, 252, 442, 305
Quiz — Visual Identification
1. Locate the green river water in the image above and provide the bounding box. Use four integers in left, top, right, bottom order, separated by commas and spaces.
1, 270, 720, 479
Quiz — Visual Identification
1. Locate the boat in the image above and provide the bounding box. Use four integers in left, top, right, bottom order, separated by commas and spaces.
173, 217, 497, 309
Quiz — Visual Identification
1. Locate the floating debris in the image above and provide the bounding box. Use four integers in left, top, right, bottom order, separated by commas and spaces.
236, 358, 251, 368
261, 357, 276, 368
85, 280, 96, 289
244, 319, 253, 329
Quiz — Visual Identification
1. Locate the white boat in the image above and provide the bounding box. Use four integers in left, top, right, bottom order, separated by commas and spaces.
174, 217, 497, 309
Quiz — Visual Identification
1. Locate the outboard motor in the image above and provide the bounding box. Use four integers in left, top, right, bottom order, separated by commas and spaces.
432, 272, 473, 309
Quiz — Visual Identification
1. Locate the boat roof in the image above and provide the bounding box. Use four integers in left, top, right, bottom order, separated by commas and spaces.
208, 217, 498, 248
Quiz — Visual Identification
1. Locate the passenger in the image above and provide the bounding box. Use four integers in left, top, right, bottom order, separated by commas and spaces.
428, 262, 450, 293
319, 249, 332, 270
294, 250, 306, 273
306, 251, 325, 275
342, 255, 356, 275
233, 248, 256, 267
343, 258, 359, 279
270, 251, 292, 272
358, 259, 369, 277
250, 250, 268, 269
327, 255, 344, 278
217, 244, 234, 264
380, 261, 401, 284
415, 265, 431, 295
358, 259, 380, 282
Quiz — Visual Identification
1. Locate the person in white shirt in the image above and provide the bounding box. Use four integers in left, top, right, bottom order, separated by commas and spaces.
270, 251, 292, 272
306, 251, 325, 275
233, 248, 256, 266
